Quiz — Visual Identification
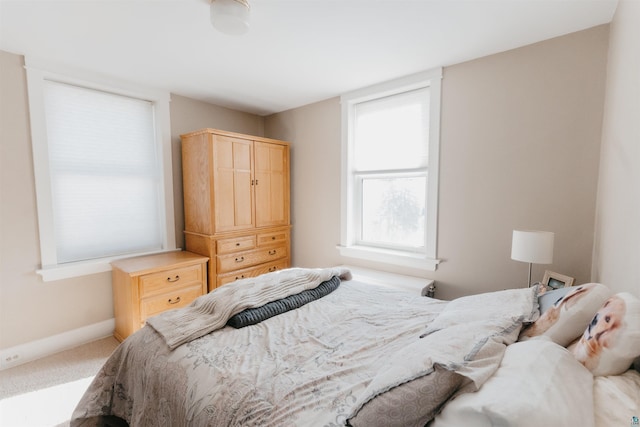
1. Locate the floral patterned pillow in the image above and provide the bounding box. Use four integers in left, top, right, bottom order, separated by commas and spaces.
571, 292, 640, 376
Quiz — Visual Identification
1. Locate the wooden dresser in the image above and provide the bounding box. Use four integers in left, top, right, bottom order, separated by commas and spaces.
181, 128, 291, 292
111, 251, 208, 341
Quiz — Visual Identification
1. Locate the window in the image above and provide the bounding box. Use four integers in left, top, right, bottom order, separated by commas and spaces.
339, 69, 442, 270
26, 59, 175, 281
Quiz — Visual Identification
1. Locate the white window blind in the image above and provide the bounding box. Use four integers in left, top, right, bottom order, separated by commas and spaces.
42, 81, 164, 264
354, 88, 429, 172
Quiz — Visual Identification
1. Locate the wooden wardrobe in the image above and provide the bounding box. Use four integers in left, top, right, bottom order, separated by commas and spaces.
181, 128, 291, 292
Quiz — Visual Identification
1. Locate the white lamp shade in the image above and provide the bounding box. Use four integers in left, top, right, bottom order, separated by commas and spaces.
511, 230, 554, 264
210, 0, 250, 35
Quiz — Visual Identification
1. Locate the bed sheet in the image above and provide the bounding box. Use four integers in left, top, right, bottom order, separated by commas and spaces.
594, 368, 640, 427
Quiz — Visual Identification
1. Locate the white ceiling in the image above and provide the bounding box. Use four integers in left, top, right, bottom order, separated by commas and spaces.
0, 0, 618, 116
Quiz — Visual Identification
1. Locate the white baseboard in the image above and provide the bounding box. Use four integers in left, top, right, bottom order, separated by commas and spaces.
0, 318, 115, 371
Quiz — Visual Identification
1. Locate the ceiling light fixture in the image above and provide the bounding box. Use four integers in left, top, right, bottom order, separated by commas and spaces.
210, 0, 250, 36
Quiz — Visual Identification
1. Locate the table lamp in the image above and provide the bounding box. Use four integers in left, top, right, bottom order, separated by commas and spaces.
511, 230, 554, 287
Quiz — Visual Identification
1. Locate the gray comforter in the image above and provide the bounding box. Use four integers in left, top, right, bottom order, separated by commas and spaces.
71, 268, 538, 427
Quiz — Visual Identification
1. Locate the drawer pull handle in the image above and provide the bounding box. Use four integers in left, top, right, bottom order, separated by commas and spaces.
269, 266, 278, 272
271, 236, 276, 240
235, 275, 246, 280
269, 250, 277, 255
235, 256, 245, 263
168, 296, 181, 305
235, 242, 241, 246
167, 275, 180, 282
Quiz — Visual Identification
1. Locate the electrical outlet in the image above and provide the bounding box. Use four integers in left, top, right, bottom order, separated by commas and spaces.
0, 352, 21, 370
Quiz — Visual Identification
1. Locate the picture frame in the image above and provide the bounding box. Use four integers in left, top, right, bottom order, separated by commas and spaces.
542, 270, 575, 290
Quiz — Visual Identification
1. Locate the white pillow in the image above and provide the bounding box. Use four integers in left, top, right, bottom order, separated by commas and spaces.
427, 286, 539, 331
431, 339, 595, 427
572, 292, 640, 376
519, 283, 612, 346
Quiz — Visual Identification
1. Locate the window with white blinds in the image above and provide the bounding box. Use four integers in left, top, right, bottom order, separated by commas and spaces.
339, 69, 442, 271
43, 81, 163, 263
26, 60, 175, 280
354, 87, 429, 251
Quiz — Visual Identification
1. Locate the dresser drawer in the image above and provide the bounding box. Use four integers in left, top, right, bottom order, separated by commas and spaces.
217, 245, 287, 273
257, 230, 289, 246
139, 264, 203, 297
217, 235, 256, 254
217, 259, 290, 287
140, 284, 203, 322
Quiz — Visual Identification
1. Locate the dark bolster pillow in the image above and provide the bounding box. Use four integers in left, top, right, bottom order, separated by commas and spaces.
227, 275, 341, 328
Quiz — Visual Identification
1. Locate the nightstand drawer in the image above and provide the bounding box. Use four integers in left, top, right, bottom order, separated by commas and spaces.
140, 264, 203, 297
217, 245, 287, 273
217, 235, 256, 254
140, 284, 203, 321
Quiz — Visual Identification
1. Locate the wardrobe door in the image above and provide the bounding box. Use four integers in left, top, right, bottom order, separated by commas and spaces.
254, 141, 289, 228
212, 135, 255, 232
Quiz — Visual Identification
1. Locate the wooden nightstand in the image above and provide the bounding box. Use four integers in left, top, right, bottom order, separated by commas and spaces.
111, 251, 208, 342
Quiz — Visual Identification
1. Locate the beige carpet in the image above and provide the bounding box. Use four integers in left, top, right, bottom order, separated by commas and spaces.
0, 336, 119, 426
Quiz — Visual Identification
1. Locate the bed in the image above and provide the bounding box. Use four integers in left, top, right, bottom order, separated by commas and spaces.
71, 267, 640, 427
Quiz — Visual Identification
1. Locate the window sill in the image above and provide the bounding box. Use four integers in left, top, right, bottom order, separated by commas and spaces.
37, 249, 179, 282
336, 245, 440, 271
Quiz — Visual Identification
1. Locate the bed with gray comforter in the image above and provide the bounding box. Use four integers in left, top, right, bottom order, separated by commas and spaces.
70, 267, 539, 427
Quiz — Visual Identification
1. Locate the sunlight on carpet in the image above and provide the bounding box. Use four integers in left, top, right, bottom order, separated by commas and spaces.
0, 375, 94, 427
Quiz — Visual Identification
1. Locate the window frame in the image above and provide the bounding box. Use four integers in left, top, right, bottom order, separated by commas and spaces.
25, 57, 176, 281
338, 69, 442, 271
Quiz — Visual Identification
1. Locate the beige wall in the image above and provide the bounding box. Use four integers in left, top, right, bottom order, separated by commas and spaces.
0, 51, 114, 349
592, 1, 640, 295
0, 21, 619, 350
264, 99, 343, 269
0, 52, 264, 349
266, 25, 609, 300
